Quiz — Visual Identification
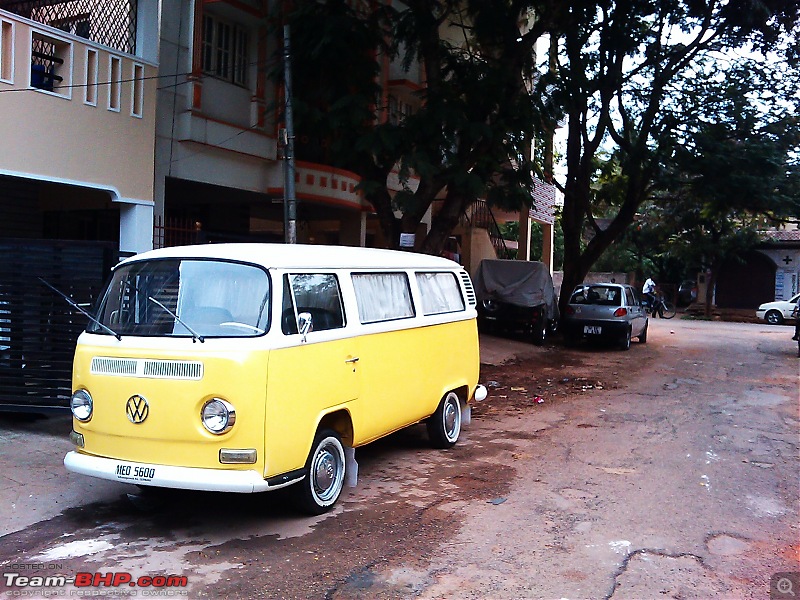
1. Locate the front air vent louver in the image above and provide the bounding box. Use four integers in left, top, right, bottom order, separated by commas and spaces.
459, 271, 477, 307
91, 357, 203, 380
143, 360, 203, 380
91, 357, 137, 376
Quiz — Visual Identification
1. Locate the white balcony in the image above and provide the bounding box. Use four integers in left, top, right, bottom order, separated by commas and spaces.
0, 8, 157, 205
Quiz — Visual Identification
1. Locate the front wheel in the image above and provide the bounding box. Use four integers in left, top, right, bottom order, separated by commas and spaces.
427, 391, 462, 449
295, 429, 346, 515
659, 301, 677, 319
766, 310, 784, 325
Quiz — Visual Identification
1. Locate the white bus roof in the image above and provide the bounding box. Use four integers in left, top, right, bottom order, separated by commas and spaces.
119, 243, 461, 271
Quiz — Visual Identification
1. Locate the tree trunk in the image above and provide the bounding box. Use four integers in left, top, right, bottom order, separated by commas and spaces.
704, 260, 720, 319
419, 190, 471, 256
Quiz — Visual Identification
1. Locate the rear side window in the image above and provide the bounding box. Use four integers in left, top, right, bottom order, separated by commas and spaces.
281, 274, 345, 334
352, 273, 414, 323
625, 288, 636, 306
415, 272, 465, 315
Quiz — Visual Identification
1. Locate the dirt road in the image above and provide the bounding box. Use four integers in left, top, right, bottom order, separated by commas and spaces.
0, 317, 797, 599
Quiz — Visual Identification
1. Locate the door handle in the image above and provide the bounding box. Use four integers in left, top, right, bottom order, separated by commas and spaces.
345, 357, 360, 364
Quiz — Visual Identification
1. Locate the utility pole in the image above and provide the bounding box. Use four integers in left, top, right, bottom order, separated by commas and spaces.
283, 23, 297, 244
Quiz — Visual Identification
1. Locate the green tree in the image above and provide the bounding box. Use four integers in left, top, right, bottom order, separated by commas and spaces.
279, 0, 563, 252
278, 0, 799, 286
651, 60, 800, 315
551, 0, 799, 314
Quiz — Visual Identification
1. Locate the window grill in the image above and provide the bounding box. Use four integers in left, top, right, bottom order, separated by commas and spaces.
1, 0, 137, 54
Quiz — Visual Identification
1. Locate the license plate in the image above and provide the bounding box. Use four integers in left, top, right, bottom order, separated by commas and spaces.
115, 463, 156, 482
583, 325, 602, 335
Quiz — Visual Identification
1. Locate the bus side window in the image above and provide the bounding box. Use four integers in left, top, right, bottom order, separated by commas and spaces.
282, 273, 345, 335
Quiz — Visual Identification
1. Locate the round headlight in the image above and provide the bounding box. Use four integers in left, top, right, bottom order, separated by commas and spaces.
71, 389, 93, 422
201, 398, 236, 434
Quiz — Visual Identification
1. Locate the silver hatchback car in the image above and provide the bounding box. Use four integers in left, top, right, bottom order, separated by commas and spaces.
562, 283, 649, 350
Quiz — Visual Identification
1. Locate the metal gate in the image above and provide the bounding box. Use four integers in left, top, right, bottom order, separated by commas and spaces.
0, 239, 116, 412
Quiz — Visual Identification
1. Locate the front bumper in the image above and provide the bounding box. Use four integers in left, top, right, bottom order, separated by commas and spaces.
64, 451, 301, 493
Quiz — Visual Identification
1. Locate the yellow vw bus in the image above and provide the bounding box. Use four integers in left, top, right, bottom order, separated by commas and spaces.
64, 244, 486, 513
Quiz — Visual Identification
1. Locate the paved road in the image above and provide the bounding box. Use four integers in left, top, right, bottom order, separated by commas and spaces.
0, 317, 797, 599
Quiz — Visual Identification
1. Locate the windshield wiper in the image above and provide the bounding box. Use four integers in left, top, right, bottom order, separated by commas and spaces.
147, 296, 204, 343
38, 277, 121, 341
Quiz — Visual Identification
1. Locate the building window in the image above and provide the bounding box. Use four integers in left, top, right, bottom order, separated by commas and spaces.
84, 48, 97, 105
1, 19, 13, 83
52, 13, 91, 39
202, 14, 248, 87
30, 31, 71, 97
387, 95, 413, 125
131, 62, 144, 117
108, 55, 121, 111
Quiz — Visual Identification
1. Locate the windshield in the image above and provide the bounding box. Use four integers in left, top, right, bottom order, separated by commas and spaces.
89, 259, 270, 338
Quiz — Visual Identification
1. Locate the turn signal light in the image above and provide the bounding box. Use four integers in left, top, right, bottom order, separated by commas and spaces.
613, 308, 628, 317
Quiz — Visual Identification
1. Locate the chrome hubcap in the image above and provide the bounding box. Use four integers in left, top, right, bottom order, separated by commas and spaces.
443, 397, 460, 440
312, 447, 339, 501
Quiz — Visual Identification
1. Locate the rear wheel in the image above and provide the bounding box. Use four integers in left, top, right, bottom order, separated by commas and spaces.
619, 327, 632, 351
295, 429, 346, 515
427, 391, 462, 449
530, 313, 547, 346
659, 300, 677, 319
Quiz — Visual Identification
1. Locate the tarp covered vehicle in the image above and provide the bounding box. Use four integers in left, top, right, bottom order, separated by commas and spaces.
473, 259, 559, 345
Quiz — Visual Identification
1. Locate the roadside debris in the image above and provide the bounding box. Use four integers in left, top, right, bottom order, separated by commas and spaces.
599, 467, 636, 475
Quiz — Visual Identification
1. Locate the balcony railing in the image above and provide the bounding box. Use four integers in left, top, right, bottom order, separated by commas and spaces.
0, 0, 137, 54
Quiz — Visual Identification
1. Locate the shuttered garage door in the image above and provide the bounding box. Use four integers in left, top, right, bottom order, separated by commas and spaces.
0, 239, 116, 411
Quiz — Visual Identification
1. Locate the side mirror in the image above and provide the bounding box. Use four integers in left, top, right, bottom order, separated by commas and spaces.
297, 312, 313, 341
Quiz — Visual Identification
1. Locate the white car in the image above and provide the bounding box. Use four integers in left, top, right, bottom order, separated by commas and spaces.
756, 293, 800, 325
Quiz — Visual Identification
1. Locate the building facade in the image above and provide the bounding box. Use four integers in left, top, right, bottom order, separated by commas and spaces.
0, 0, 159, 409
154, 0, 390, 249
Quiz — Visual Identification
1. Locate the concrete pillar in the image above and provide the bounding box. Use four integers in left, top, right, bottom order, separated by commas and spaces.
541, 221, 554, 273
118, 200, 154, 255
518, 210, 532, 261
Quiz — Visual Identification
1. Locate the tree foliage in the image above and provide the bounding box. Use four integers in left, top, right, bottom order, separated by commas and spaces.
551, 0, 800, 313
279, 0, 562, 252
277, 0, 800, 311
644, 58, 800, 314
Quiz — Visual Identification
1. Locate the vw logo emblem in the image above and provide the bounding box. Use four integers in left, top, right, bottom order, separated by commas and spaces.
126, 395, 149, 424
